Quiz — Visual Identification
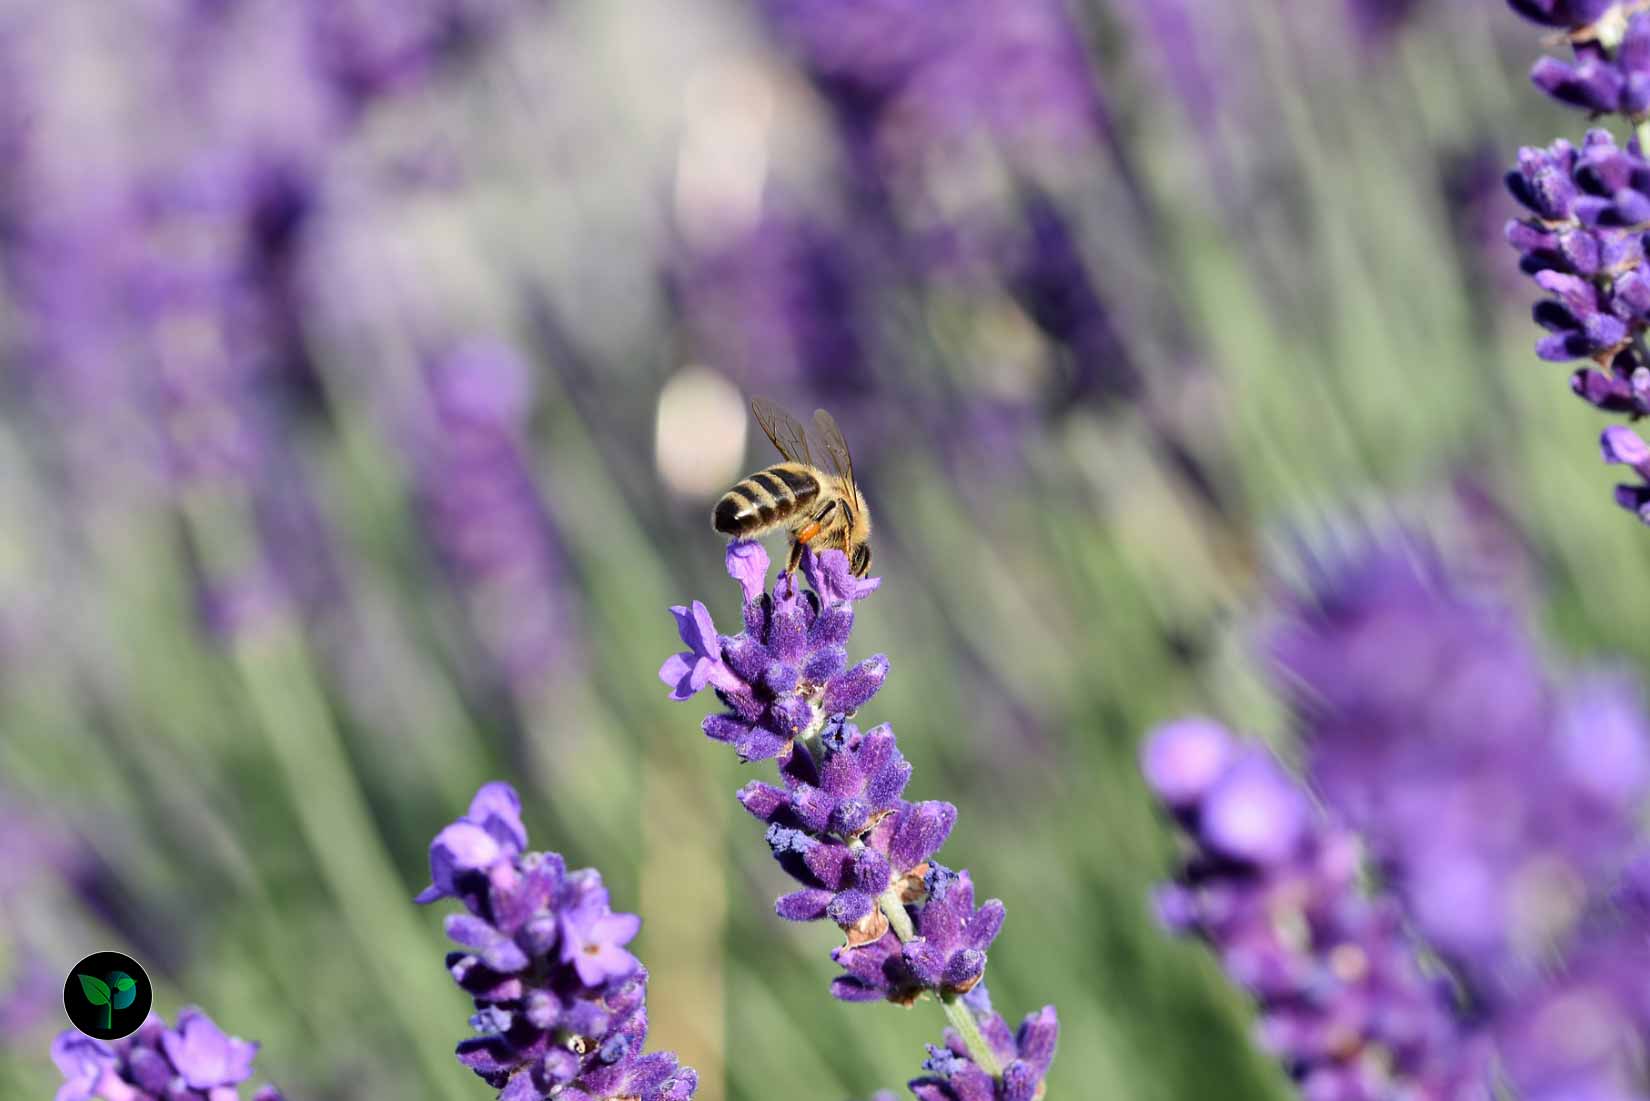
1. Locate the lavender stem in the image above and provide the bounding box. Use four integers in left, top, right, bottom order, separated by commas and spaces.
939, 996, 1004, 1080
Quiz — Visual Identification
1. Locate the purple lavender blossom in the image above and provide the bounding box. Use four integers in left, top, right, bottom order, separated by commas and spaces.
411, 340, 580, 690
1490, 914, 1650, 1100
1143, 720, 1492, 1098
1504, 132, 1650, 369
658, 541, 887, 764
666, 209, 874, 400
756, 0, 1107, 273
1602, 421, 1650, 520
1522, 10, 1650, 114
1500, 4, 1650, 523
51, 1008, 283, 1101
1006, 194, 1144, 408
662, 541, 1056, 1097
417, 782, 697, 1101
1270, 540, 1650, 997
4, 0, 543, 641
1150, 532, 1650, 1099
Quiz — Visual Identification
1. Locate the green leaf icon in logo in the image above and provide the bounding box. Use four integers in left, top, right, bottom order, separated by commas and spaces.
108, 972, 137, 1010
77, 974, 113, 1031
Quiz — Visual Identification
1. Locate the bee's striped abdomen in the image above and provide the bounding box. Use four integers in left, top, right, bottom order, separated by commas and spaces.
713, 464, 820, 536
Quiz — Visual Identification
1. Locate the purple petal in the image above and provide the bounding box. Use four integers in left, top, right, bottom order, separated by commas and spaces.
1601, 425, 1650, 469
888, 801, 957, 872
467, 781, 528, 853
1199, 752, 1308, 866
776, 888, 834, 921
822, 654, 889, 714
1142, 717, 1234, 807
725, 540, 770, 604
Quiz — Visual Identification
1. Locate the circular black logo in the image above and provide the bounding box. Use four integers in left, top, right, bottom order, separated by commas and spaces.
63, 951, 152, 1040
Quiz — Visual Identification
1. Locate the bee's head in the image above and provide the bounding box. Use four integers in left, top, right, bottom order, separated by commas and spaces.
850, 542, 872, 578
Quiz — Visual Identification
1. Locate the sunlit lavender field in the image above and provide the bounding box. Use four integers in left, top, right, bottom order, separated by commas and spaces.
7, 1, 1650, 1099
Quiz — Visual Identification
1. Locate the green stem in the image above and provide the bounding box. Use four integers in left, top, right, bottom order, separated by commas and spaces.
1637, 117, 1650, 156
876, 885, 916, 941
941, 994, 1003, 1078
102, 1003, 111, 1032
232, 625, 472, 1100
875, 888, 1003, 1078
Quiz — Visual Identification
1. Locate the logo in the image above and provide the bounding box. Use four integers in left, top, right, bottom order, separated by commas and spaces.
63, 951, 152, 1039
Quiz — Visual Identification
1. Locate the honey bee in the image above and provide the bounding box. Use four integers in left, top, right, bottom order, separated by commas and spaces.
713, 397, 872, 577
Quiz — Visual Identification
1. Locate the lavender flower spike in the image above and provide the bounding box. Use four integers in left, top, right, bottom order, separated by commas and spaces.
1142, 720, 1492, 1099
663, 541, 1057, 1098
418, 781, 696, 1101
1235, 533, 1650, 1099
51, 1008, 283, 1101
1502, 4, 1650, 520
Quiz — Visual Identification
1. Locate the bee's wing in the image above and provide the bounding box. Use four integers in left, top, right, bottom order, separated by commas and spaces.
751, 396, 815, 466
812, 408, 857, 496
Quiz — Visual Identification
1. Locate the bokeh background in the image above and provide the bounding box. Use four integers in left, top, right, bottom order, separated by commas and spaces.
0, 1, 1637, 1098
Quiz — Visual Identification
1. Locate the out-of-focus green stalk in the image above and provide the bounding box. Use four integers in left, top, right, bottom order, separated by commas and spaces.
177, 469, 465, 1096
640, 747, 728, 1099
229, 619, 469, 1100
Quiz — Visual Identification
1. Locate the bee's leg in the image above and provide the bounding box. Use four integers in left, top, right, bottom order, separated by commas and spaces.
796, 499, 836, 545
785, 538, 806, 575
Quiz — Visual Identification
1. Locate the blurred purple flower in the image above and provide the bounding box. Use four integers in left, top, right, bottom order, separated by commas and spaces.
1143, 720, 1493, 1098
1602, 423, 1650, 521
1345, 0, 1425, 50
417, 781, 697, 1101
757, 0, 1107, 267
411, 340, 581, 691
667, 208, 874, 400
1270, 539, 1650, 996
51, 1008, 282, 1101
662, 540, 1057, 1090
303, 0, 544, 109
416, 781, 530, 905
2, 0, 544, 643
162, 1008, 260, 1091
1006, 194, 1144, 409
1507, 0, 1616, 28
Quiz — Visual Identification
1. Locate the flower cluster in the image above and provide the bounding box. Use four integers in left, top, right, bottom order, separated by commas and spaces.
1143, 718, 1489, 1099
1515, 3, 1650, 114
1276, 539, 1650, 1097
1148, 535, 1650, 1100
1503, 3, 1650, 522
661, 542, 1057, 1099
416, 783, 697, 1101
660, 542, 886, 764
51, 1008, 282, 1101
1270, 540, 1650, 996
1505, 131, 1650, 368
